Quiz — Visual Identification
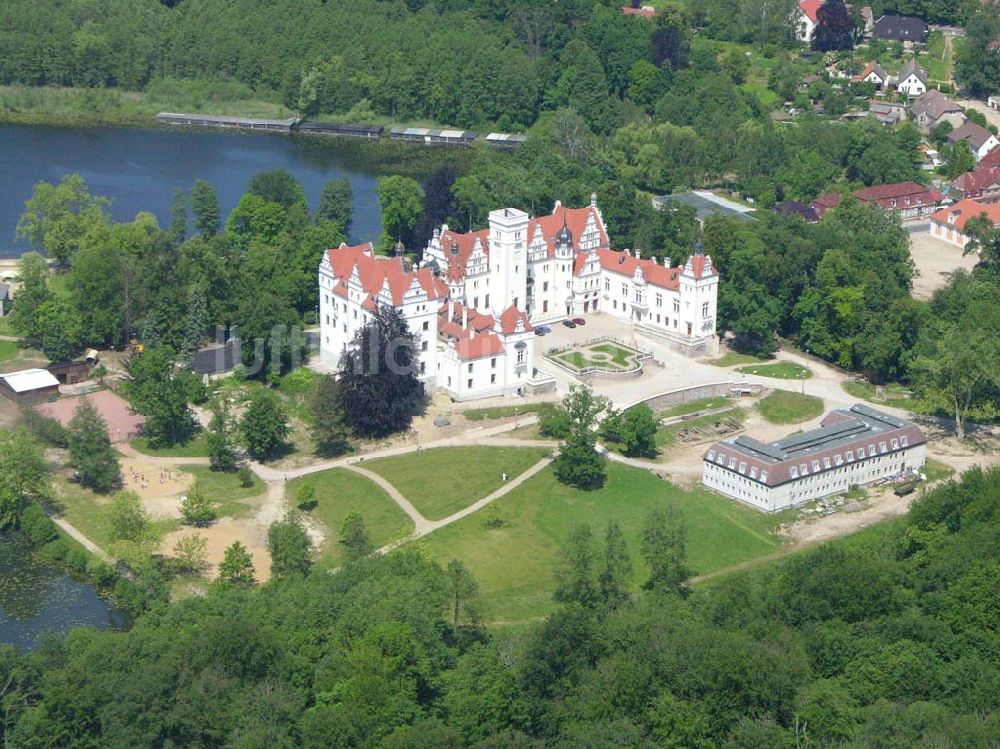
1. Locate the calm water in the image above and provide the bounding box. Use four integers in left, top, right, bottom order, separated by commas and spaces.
0, 534, 127, 650
0, 123, 384, 257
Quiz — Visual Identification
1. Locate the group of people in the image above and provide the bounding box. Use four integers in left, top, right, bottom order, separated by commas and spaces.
125, 466, 175, 492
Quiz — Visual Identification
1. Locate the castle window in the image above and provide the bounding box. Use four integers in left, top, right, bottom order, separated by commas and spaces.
900, 435, 908, 447
605, 279, 610, 291
702, 302, 710, 318
491, 358, 497, 369
656, 293, 663, 307
421, 341, 428, 352
673, 299, 680, 313
423, 321, 429, 331
491, 374, 496, 384
891, 438, 899, 450
468, 379, 473, 389
790, 466, 799, 479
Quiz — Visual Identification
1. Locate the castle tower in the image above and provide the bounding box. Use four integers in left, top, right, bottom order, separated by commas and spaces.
487, 207, 529, 315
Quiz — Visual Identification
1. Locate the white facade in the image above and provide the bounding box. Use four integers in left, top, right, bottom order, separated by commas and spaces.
897, 73, 927, 96
702, 405, 927, 512
319, 196, 720, 402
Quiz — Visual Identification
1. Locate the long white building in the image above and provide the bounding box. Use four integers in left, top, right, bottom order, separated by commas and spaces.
702, 404, 927, 512
319, 196, 719, 401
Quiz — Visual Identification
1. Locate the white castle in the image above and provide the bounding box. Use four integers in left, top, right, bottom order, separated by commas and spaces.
319, 195, 719, 401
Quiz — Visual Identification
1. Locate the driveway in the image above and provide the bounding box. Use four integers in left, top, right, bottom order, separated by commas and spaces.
909, 230, 978, 300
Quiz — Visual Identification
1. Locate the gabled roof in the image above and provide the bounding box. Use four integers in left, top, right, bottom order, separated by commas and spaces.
597, 248, 681, 288
854, 181, 943, 207
773, 201, 820, 222
873, 14, 928, 41
950, 164, 1000, 195
324, 242, 447, 307
929, 198, 1000, 231
621, 5, 656, 16
948, 120, 996, 150
0, 368, 59, 394
799, 0, 822, 23
912, 90, 962, 121
498, 305, 533, 335
853, 62, 888, 83
811, 192, 842, 218
897, 59, 928, 84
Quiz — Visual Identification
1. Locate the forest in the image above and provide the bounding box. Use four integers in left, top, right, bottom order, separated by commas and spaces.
0, 465, 997, 747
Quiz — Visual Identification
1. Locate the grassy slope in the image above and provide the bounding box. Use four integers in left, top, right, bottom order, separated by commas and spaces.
0, 340, 17, 361
463, 403, 545, 421
756, 390, 825, 424
363, 446, 551, 520
418, 463, 786, 623
288, 468, 413, 569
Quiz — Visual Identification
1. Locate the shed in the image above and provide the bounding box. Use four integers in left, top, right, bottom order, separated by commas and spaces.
0, 368, 60, 404
47, 359, 92, 385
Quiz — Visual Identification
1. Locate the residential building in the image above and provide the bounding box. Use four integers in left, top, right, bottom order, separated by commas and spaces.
912, 90, 966, 132
318, 197, 721, 401
949, 163, 1000, 203
773, 201, 820, 223
796, 0, 822, 42
854, 181, 944, 220
929, 198, 1000, 248
852, 62, 888, 88
895, 59, 928, 96
873, 14, 929, 43
947, 121, 1000, 162
812, 182, 944, 221
0, 368, 60, 404
810, 192, 843, 219
868, 99, 907, 126
861, 5, 876, 33
703, 404, 927, 512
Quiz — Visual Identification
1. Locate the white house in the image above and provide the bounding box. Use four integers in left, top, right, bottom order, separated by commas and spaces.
703, 404, 927, 512
796, 0, 822, 43
948, 120, 1000, 162
929, 198, 1000, 248
852, 62, 888, 88
319, 196, 720, 401
895, 60, 928, 96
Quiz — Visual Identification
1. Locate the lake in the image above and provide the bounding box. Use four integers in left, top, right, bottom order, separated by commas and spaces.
0, 123, 384, 258
0, 534, 127, 650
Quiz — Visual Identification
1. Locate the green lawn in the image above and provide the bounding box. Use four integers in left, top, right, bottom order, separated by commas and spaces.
463, 403, 546, 421
658, 396, 732, 418
841, 380, 915, 404
590, 343, 640, 367
287, 468, 413, 568
0, 340, 18, 362
708, 351, 768, 367
363, 446, 551, 520
0, 317, 13, 336
181, 465, 265, 518
418, 463, 787, 623
756, 390, 824, 424
131, 432, 210, 458
920, 32, 953, 83
923, 458, 954, 484
737, 362, 812, 380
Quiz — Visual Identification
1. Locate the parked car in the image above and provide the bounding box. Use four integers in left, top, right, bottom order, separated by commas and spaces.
534, 325, 551, 336
561, 319, 577, 328
572, 318, 586, 326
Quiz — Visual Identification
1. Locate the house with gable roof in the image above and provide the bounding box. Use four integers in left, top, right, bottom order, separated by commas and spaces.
895, 59, 928, 96
912, 90, 966, 132
947, 121, 1000, 162
796, 0, 822, 42
852, 62, 888, 88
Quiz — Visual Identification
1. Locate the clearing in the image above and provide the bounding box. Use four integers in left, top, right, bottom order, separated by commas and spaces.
418, 462, 788, 623
287, 468, 414, 569
909, 231, 978, 301
130, 432, 210, 458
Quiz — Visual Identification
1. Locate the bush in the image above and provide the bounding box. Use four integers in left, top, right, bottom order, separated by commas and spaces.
237, 466, 254, 488
66, 547, 89, 574
19, 409, 68, 447
180, 487, 216, 526
87, 558, 117, 587
39, 538, 71, 563
19, 503, 58, 546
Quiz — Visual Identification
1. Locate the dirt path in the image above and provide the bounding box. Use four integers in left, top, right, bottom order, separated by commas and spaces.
344, 464, 431, 533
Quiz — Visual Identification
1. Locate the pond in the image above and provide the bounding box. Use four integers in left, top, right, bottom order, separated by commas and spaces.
0, 122, 385, 257
0, 534, 127, 651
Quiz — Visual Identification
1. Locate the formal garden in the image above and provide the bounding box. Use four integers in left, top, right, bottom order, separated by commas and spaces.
546, 338, 649, 374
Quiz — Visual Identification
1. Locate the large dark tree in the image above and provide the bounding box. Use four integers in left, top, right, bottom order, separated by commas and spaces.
414, 167, 458, 249
336, 305, 426, 439
811, 0, 855, 51
67, 399, 120, 493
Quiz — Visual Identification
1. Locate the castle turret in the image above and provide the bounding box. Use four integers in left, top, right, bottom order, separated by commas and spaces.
487, 207, 529, 315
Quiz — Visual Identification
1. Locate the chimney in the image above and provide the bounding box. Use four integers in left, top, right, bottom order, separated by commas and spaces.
635, 248, 641, 260
624, 248, 632, 257
664, 256, 671, 268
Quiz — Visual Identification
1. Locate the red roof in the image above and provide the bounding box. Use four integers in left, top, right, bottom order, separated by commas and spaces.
438, 300, 494, 340
325, 242, 446, 307
799, 0, 822, 23
930, 198, 1000, 231
811, 192, 842, 218
853, 182, 944, 210
437, 203, 608, 282
498, 304, 533, 334
951, 164, 1000, 196
596, 248, 697, 288
455, 334, 505, 361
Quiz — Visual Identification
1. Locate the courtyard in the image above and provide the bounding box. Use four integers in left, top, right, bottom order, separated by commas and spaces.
545, 337, 648, 374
